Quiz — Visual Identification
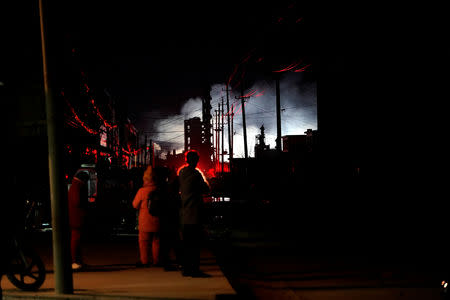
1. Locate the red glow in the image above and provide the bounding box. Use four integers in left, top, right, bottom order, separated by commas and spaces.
207, 168, 215, 178
90, 98, 117, 129
295, 17, 303, 23
293, 64, 311, 72
65, 99, 98, 135
242, 53, 252, 63
83, 147, 98, 163
242, 89, 258, 98
213, 161, 230, 174
230, 102, 241, 117
233, 101, 248, 116
273, 60, 303, 73
82, 74, 116, 129
176, 163, 188, 176
255, 90, 265, 97
176, 163, 206, 181
123, 155, 130, 168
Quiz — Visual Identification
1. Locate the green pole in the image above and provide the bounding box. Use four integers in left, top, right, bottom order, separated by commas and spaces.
39, 0, 74, 294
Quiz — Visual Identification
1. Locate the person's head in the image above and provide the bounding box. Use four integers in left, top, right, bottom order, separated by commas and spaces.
142, 165, 154, 185
185, 150, 199, 167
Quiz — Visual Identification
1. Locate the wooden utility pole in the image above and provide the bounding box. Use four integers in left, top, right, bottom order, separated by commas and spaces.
222, 85, 233, 166
217, 103, 221, 166
201, 87, 213, 169
150, 139, 155, 167
214, 108, 218, 167
275, 75, 282, 152
39, 0, 73, 294
236, 89, 249, 159
221, 97, 225, 173
144, 135, 148, 165
230, 103, 234, 159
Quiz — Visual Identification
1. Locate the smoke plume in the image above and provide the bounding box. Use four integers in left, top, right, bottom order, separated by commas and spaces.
147, 72, 316, 159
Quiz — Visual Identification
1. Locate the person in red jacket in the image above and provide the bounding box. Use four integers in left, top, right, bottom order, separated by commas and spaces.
68, 171, 90, 270
132, 166, 160, 267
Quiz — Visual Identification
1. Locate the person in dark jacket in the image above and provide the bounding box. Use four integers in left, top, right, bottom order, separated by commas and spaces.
178, 150, 210, 277
157, 167, 182, 271
68, 171, 90, 270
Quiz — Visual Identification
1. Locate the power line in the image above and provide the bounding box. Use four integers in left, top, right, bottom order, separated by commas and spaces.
143, 130, 184, 133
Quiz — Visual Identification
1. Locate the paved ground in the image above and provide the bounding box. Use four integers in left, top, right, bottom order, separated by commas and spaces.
211, 228, 448, 300
2, 201, 449, 300
1, 233, 236, 300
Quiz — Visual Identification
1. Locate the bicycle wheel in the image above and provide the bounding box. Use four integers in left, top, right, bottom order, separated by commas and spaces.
6, 247, 46, 291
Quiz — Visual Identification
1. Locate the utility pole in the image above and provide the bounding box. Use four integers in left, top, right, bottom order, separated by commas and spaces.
217, 103, 221, 167
222, 84, 233, 167
275, 74, 282, 152
201, 86, 213, 169
39, 0, 73, 294
144, 135, 147, 165
214, 109, 219, 171
150, 139, 155, 167
230, 103, 234, 159
221, 97, 225, 173
236, 89, 249, 159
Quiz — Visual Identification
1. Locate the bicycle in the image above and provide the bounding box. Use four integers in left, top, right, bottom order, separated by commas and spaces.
5, 235, 46, 291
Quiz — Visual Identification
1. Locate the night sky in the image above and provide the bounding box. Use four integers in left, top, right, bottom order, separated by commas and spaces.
5, 1, 431, 157
37, 0, 336, 155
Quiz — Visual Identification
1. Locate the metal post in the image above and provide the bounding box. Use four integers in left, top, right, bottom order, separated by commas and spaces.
231, 104, 234, 161
144, 135, 147, 165
224, 84, 232, 166
275, 75, 282, 152
221, 97, 224, 173
240, 87, 248, 159
217, 103, 220, 166
39, 0, 73, 294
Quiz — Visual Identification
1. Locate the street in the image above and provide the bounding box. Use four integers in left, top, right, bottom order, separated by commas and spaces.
2, 207, 448, 300
1, 231, 235, 300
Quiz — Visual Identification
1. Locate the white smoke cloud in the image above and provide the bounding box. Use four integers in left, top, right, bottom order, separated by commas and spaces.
146, 72, 316, 159
228, 72, 317, 158
148, 98, 203, 157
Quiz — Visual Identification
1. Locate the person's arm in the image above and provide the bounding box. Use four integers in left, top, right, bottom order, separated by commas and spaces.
132, 189, 141, 209
198, 173, 210, 194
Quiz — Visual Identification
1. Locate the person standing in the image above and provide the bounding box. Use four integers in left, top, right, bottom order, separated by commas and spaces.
132, 165, 160, 267
158, 167, 182, 271
178, 150, 210, 277
68, 171, 90, 270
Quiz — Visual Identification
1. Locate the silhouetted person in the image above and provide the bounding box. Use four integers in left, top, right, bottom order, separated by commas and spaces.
132, 166, 160, 267
158, 167, 182, 271
68, 171, 90, 270
178, 150, 210, 277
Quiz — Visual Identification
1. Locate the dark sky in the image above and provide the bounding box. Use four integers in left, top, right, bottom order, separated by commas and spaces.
2, 0, 346, 102
2, 0, 350, 146
1, 0, 357, 155
43, 0, 332, 112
